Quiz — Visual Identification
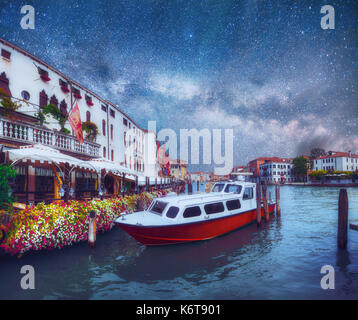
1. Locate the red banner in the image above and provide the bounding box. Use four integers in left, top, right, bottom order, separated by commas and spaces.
68, 103, 84, 145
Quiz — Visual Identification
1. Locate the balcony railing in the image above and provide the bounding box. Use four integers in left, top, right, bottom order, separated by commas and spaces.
0, 116, 100, 158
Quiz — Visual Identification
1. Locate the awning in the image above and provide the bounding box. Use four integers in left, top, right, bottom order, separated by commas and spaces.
7, 144, 94, 170
87, 158, 139, 177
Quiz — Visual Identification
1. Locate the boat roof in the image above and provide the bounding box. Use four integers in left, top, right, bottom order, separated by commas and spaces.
154, 190, 250, 207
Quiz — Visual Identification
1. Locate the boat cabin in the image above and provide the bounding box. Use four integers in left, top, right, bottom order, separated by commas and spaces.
117, 182, 257, 227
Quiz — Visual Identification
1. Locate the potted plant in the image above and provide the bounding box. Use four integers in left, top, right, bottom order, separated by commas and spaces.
82, 121, 98, 142
38, 104, 69, 133
0, 88, 21, 119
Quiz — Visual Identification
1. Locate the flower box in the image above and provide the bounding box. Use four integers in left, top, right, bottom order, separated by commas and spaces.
86, 100, 94, 106
40, 74, 51, 82
73, 93, 82, 100
61, 86, 70, 93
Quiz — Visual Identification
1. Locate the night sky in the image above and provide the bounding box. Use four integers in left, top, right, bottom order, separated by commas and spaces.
0, 0, 357, 171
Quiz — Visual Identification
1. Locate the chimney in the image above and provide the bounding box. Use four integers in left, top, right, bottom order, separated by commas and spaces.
348, 150, 352, 157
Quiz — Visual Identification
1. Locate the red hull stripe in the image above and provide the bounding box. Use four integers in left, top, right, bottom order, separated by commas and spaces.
118, 204, 276, 246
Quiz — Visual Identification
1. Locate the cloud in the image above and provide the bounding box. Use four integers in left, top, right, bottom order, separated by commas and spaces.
149, 74, 202, 101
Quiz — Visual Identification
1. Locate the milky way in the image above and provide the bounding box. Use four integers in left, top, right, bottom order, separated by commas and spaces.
0, 0, 357, 171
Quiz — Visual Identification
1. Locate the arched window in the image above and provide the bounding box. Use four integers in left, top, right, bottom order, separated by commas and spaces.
39, 90, 48, 108
110, 124, 113, 140
124, 132, 126, 146
50, 95, 58, 107
0, 72, 11, 97
102, 119, 106, 136
86, 111, 91, 122
60, 100, 67, 117
103, 147, 106, 158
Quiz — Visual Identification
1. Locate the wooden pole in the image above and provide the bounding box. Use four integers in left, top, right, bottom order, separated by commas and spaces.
88, 210, 96, 248
263, 183, 269, 221
338, 188, 348, 249
275, 184, 281, 215
122, 173, 126, 197
256, 183, 261, 226
197, 180, 199, 193
188, 182, 192, 195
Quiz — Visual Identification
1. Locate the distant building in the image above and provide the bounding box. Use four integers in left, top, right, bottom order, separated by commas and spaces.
169, 158, 187, 180
247, 157, 290, 182
187, 171, 210, 182
312, 151, 358, 172
259, 158, 295, 184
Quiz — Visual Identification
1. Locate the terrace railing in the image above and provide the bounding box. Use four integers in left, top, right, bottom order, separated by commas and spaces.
0, 116, 100, 158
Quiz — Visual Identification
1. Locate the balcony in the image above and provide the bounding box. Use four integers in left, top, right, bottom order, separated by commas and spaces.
0, 116, 100, 158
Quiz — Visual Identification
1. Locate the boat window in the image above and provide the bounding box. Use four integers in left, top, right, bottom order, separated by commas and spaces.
204, 202, 225, 215
149, 201, 168, 215
224, 184, 242, 194
243, 187, 254, 200
166, 206, 180, 219
226, 199, 241, 210
211, 183, 225, 192
183, 206, 201, 218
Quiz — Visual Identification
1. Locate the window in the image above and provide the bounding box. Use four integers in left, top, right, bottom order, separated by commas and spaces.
1, 49, 11, 60
183, 206, 201, 218
50, 95, 58, 107
123, 118, 128, 126
110, 109, 115, 118
226, 199, 241, 211
86, 111, 91, 122
60, 100, 67, 117
124, 131, 126, 146
85, 95, 94, 106
111, 150, 114, 161
102, 119, 106, 136
39, 90, 48, 108
150, 201, 168, 215
73, 87, 81, 99
224, 184, 242, 194
101, 105, 107, 112
211, 183, 225, 192
166, 206, 180, 219
110, 124, 113, 140
0, 72, 11, 97
243, 187, 254, 200
204, 202, 225, 215
21, 90, 30, 100
38, 68, 50, 81
103, 147, 106, 158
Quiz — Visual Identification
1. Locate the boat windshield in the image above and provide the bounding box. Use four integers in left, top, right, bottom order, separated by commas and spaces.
224, 184, 242, 194
149, 200, 168, 216
211, 183, 225, 192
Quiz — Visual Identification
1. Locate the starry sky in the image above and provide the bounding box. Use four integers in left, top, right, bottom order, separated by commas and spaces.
0, 0, 357, 172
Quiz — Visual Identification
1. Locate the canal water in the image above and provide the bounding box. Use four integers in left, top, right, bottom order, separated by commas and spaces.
0, 185, 357, 300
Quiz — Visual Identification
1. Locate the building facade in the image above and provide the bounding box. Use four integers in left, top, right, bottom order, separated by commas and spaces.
259, 158, 294, 184
312, 151, 358, 172
0, 38, 161, 203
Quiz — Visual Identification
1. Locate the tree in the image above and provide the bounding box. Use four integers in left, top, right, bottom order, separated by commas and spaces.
0, 164, 17, 211
310, 147, 326, 159
293, 156, 309, 182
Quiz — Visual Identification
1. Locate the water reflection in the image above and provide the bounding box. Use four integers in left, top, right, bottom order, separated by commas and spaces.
0, 185, 357, 300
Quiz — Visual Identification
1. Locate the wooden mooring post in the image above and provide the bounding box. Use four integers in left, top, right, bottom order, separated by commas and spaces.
256, 183, 261, 226
262, 183, 269, 221
197, 181, 199, 193
338, 189, 348, 249
188, 181, 193, 195
88, 210, 96, 248
275, 184, 281, 215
